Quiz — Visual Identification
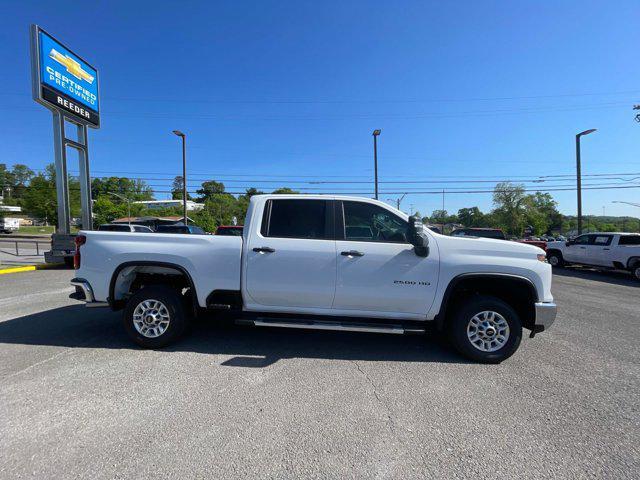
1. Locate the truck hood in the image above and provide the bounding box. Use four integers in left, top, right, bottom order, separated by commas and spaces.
437, 234, 546, 257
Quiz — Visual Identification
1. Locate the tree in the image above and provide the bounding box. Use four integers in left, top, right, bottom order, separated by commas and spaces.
171, 176, 192, 200
91, 177, 153, 201
271, 187, 298, 194
21, 174, 57, 225
457, 207, 485, 227
196, 180, 226, 202
492, 182, 527, 235
525, 192, 562, 233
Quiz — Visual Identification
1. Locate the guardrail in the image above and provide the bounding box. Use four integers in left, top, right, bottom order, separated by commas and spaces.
0, 239, 50, 256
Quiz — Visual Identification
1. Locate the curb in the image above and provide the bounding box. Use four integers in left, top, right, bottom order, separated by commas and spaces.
0, 265, 37, 275
0, 263, 65, 275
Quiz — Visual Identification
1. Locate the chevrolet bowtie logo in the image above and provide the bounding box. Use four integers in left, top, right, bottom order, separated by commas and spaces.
49, 48, 94, 84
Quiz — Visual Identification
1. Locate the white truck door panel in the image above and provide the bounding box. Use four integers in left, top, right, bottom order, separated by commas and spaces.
564, 234, 590, 262
245, 199, 337, 309
332, 200, 438, 315
245, 239, 336, 308
334, 241, 438, 314
590, 235, 614, 266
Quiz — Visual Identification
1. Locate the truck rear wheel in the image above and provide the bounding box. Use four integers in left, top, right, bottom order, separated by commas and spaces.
448, 296, 522, 363
123, 285, 189, 348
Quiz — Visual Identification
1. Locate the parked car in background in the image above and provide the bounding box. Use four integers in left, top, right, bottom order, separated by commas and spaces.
155, 224, 206, 234
0, 217, 20, 233
215, 225, 243, 236
98, 224, 153, 233
546, 233, 640, 280
70, 194, 556, 363
451, 228, 506, 240
517, 238, 547, 251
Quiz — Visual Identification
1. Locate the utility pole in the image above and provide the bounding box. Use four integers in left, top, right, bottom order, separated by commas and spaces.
372, 129, 381, 199
172, 130, 188, 225
575, 129, 597, 234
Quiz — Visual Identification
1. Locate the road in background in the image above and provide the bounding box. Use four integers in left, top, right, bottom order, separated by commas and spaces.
0, 269, 638, 479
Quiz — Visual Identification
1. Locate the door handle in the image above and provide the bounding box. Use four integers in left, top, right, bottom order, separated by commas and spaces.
579, 246, 586, 249
341, 250, 364, 257
603, 248, 610, 250
253, 246, 275, 253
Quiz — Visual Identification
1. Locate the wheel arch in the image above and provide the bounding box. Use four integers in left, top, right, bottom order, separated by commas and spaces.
435, 273, 538, 331
626, 256, 640, 269
108, 261, 199, 314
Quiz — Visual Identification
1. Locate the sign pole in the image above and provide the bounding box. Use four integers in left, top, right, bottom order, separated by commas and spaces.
52, 110, 70, 235
76, 122, 93, 229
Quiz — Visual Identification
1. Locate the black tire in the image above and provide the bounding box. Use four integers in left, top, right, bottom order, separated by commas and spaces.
123, 285, 190, 348
630, 263, 640, 282
448, 295, 522, 363
546, 250, 564, 268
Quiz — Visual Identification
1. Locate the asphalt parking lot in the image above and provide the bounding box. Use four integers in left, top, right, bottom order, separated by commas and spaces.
0, 268, 638, 479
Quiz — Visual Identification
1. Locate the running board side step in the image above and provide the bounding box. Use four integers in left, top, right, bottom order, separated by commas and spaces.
251, 318, 425, 335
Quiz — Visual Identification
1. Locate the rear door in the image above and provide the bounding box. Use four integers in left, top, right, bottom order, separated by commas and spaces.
244, 199, 337, 309
588, 234, 614, 266
333, 200, 438, 316
563, 234, 590, 263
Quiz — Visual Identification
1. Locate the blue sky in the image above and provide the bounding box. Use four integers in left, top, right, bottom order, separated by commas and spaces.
1, 1, 639, 217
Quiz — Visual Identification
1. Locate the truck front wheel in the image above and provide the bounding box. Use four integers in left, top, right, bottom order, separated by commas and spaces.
123, 286, 189, 348
448, 296, 522, 363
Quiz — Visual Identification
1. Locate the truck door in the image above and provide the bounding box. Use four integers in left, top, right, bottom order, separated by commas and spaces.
589, 234, 614, 266
563, 234, 590, 263
244, 199, 337, 309
332, 200, 438, 316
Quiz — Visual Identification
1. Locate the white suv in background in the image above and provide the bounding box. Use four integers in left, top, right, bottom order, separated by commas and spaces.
546, 233, 640, 280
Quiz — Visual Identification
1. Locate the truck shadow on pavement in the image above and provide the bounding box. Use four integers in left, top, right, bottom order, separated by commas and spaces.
0, 305, 470, 366
553, 267, 639, 287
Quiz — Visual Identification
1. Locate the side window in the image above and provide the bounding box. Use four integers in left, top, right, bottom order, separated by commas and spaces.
263, 200, 329, 240
573, 235, 590, 245
343, 201, 409, 243
592, 235, 612, 246
619, 235, 640, 246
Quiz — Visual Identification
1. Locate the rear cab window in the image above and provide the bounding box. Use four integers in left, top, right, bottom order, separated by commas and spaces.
619, 235, 640, 246
592, 235, 613, 246
261, 199, 332, 240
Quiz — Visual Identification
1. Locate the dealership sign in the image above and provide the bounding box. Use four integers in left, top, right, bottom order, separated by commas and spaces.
30, 26, 100, 127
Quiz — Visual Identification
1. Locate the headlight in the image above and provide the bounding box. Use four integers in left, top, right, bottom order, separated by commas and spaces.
537, 253, 547, 262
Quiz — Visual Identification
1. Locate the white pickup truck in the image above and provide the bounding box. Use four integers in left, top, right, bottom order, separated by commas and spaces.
546, 232, 640, 280
70, 195, 556, 363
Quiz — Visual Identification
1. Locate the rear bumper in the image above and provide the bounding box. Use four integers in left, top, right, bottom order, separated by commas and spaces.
534, 301, 557, 332
70, 278, 108, 307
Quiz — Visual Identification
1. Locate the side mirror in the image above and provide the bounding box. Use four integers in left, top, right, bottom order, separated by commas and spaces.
566, 240, 573, 246
408, 215, 429, 257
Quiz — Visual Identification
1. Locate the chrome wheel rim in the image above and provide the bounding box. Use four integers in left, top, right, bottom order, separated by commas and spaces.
635, 267, 640, 280
467, 310, 510, 352
133, 299, 170, 338
548, 255, 559, 266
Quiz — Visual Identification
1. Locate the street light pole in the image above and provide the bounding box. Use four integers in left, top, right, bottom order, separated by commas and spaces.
372, 129, 381, 200
575, 129, 596, 235
172, 130, 188, 225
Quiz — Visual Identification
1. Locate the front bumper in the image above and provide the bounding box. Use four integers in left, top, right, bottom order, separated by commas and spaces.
70, 278, 108, 307
532, 301, 557, 336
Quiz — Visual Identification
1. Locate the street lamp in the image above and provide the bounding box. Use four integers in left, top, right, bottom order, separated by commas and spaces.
172, 130, 188, 225
576, 128, 597, 234
108, 192, 131, 225
372, 129, 381, 199
386, 192, 407, 210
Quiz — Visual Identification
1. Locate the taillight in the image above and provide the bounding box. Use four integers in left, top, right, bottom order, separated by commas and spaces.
74, 235, 86, 269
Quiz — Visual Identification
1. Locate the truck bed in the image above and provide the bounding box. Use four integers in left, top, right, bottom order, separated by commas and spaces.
77, 231, 243, 307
